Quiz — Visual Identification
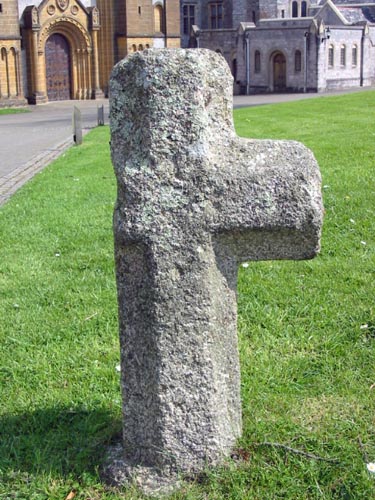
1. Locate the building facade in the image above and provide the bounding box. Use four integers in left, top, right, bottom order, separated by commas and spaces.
0, 0, 25, 105
0, 0, 180, 106
181, 0, 375, 94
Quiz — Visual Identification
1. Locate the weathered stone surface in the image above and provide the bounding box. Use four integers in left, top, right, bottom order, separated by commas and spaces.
107, 48, 323, 492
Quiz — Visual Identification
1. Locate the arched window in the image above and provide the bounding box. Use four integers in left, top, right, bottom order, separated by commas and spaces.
254, 50, 261, 73
132, 44, 137, 52
145, 44, 150, 49
294, 50, 302, 72
340, 45, 346, 67
138, 44, 144, 51
154, 4, 165, 33
292, 1, 298, 17
301, 1, 307, 17
352, 44, 358, 67
328, 44, 334, 68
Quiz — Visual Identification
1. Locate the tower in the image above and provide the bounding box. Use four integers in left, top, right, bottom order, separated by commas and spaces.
96, 0, 180, 96
0, 0, 26, 106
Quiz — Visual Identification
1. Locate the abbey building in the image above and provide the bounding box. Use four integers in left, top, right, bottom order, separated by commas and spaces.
1, 0, 375, 106
0, 0, 180, 106
181, 0, 375, 94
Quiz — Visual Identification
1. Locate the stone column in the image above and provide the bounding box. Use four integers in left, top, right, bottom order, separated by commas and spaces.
76, 49, 82, 99
82, 49, 87, 99
31, 31, 46, 103
72, 50, 78, 99
4, 49, 10, 98
91, 30, 103, 98
15, 49, 21, 97
87, 49, 92, 99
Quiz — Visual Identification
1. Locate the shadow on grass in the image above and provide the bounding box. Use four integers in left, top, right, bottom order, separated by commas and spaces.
0, 406, 122, 479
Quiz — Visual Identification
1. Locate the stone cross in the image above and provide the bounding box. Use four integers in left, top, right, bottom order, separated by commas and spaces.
107, 48, 323, 492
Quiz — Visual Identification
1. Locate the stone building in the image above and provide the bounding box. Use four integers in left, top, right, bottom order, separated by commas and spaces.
0, 0, 180, 106
181, 0, 375, 93
0, 0, 26, 105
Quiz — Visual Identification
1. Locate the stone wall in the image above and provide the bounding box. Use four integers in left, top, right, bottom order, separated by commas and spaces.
197, 0, 232, 29
13, 0, 180, 103
236, 20, 320, 93
0, 0, 26, 106
198, 29, 237, 87
258, 0, 278, 19
322, 26, 365, 90
97, 0, 180, 95
363, 26, 375, 87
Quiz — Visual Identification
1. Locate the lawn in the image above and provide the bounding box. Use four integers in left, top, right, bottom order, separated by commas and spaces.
0, 107, 29, 115
0, 91, 374, 499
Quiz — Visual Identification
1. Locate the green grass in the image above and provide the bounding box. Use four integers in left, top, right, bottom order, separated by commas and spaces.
0, 107, 29, 115
1, 90, 375, 498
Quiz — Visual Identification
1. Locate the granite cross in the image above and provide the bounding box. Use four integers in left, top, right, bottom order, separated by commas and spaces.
107, 48, 323, 492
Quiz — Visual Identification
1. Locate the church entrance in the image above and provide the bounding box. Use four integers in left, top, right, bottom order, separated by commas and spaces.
45, 34, 71, 101
273, 52, 286, 91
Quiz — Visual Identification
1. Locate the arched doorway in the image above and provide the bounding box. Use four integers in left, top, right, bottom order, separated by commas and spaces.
45, 34, 71, 101
273, 52, 286, 91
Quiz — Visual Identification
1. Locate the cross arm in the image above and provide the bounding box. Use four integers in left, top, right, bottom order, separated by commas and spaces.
209, 136, 323, 262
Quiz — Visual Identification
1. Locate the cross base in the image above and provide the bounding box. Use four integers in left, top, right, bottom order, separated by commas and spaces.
101, 442, 182, 495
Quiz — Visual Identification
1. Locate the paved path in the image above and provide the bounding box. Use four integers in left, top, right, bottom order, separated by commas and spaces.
0, 99, 109, 206
0, 86, 373, 206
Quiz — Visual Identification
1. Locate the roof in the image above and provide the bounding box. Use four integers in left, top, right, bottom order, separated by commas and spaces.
337, 5, 375, 22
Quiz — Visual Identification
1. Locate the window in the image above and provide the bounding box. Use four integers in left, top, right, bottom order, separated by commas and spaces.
138, 44, 144, 51
352, 45, 358, 67
254, 50, 261, 73
281, 9, 285, 18
328, 44, 334, 68
0, 4, 2, 13
138, 6, 141, 14
183, 4, 195, 35
154, 4, 164, 33
292, 1, 298, 17
209, 3, 223, 29
252, 10, 256, 23
131, 44, 137, 52
340, 45, 346, 67
295, 50, 302, 72
291, 1, 309, 18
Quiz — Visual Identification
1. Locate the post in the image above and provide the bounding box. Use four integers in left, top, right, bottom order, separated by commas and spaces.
105, 48, 323, 495
73, 106, 82, 145
97, 105, 104, 126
